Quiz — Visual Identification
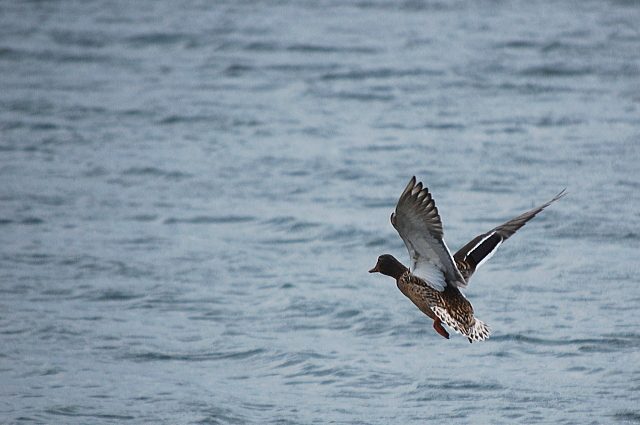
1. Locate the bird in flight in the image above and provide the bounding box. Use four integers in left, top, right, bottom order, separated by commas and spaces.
369, 176, 565, 342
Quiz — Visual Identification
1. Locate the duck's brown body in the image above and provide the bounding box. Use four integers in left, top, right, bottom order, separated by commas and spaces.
370, 254, 483, 341
396, 271, 452, 339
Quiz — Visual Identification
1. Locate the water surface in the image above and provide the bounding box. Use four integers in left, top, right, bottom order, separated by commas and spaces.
1, 1, 640, 424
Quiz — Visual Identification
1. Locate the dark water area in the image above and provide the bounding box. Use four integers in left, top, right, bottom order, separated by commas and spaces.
1, 1, 639, 424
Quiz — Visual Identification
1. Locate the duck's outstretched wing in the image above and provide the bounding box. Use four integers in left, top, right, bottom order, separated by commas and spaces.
453, 189, 566, 282
391, 177, 467, 291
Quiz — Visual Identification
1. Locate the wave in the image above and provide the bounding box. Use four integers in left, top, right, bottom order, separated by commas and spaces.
125, 348, 266, 362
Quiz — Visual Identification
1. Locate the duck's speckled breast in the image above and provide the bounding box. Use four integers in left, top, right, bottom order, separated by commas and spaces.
396, 272, 440, 320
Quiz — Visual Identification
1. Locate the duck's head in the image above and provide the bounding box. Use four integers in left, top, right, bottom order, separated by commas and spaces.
369, 254, 407, 279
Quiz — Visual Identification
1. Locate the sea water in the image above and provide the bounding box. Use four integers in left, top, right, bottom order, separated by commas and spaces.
1, 1, 639, 423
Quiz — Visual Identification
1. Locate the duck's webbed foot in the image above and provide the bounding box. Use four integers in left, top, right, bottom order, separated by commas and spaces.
433, 316, 450, 339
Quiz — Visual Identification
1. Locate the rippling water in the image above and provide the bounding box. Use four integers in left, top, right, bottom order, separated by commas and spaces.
2, 1, 640, 424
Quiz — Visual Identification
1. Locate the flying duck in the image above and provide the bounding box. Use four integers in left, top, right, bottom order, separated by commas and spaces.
369, 176, 565, 342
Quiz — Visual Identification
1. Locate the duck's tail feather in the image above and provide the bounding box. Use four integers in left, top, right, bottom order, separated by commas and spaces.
432, 306, 491, 342
466, 317, 491, 343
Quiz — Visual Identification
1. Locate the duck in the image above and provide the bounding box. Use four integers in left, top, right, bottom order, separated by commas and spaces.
369, 176, 565, 342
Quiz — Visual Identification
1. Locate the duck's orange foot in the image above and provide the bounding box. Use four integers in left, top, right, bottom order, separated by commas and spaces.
433, 316, 450, 339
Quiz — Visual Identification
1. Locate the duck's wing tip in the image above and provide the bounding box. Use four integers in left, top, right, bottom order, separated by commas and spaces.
453, 189, 567, 281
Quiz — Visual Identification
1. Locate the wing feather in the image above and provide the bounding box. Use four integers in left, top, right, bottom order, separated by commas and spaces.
454, 189, 566, 281
391, 177, 467, 291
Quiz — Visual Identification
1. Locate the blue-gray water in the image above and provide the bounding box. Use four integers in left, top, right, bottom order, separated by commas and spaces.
2, 1, 640, 424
